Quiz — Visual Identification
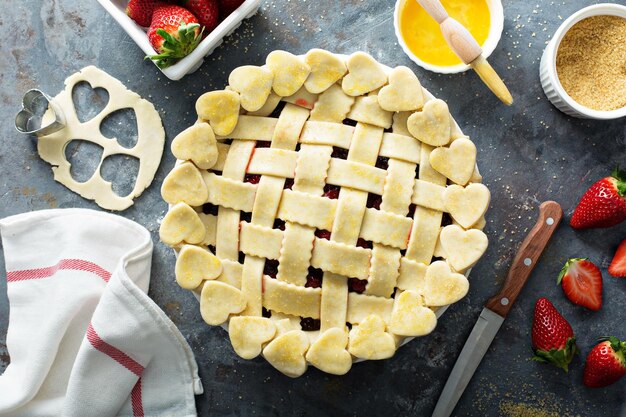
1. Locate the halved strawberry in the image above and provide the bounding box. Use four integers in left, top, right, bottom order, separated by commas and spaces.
557, 258, 603, 311
608, 238, 626, 278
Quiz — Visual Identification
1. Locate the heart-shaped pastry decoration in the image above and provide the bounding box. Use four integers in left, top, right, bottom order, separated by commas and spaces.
266, 50, 311, 97
388, 291, 437, 336
161, 161, 208, 206
341, 52, 387, 97
305, 327, 352, 375
159, 202, 206, 246
348, 314, 396, 360
195, 90, 240, 137
443, 183, 491, 229
304, 49, 347, 94
439, 225, 488, 272
423, 261, 470, 306
229, 316, 277, 359
200, 280, 247, 326
263, 330, 310, 378
228, 65, 274, 112
377, 66, 424, 112
171, 123, 218, 169
175, 244, 222, 290
429, 137, 477, 186
407, 99, 451, 146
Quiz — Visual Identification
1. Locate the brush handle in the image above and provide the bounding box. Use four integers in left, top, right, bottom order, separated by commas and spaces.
440, 17, 483, 64
416, 0, 449, 23
417, 0, 483, 64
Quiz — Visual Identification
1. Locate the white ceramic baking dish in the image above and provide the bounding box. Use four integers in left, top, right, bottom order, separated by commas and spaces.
96, 0, 261, 80
393, 0, 504, 74
539, 3, 626, 119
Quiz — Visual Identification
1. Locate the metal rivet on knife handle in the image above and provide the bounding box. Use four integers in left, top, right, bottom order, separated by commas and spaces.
484, 201, 563, 317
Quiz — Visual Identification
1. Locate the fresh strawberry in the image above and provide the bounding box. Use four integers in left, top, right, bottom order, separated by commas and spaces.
558, 258, 603, 311
608, 238, 626, 278
571, 167, 626, 229
531, 298, 578, 371
126, 0, 163, 27
219, 0, 245, 17
583, 337, 626, 388
181, 0, 219, 33
147, 4, 203, 68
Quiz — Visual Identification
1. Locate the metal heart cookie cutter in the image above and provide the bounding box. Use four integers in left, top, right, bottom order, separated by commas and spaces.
15, 89, 66, 136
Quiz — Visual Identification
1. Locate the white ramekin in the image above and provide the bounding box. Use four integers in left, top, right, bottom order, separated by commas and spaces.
96, 0, 261, 81
540, 3, 626, 119
393, 0, 504, 74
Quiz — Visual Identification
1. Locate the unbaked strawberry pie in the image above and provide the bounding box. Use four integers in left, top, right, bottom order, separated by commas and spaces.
159, 49, 490, 377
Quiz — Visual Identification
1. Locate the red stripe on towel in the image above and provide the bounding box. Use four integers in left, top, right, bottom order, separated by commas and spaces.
6, 259, 111, 283
131, 378, 144, 417
86, 323, 144, 377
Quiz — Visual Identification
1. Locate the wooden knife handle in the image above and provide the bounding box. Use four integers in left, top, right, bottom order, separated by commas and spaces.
485, 201, 563, 317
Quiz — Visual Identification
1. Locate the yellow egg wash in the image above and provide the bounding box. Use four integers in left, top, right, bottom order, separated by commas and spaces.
399, 0, 491, 66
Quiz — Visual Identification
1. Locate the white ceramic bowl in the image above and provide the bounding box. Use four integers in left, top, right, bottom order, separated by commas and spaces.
540, 3, 626, 119
97, 0, 261, 81
393, 0, 504, 74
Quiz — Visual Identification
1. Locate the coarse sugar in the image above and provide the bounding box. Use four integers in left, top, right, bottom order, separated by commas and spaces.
556, 15, 626, 111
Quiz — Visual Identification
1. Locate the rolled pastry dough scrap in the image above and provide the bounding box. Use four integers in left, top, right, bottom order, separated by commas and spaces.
38, 66, 165, 211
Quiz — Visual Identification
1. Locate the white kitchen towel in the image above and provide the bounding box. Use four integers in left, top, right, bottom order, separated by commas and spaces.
0, 209, 203, 417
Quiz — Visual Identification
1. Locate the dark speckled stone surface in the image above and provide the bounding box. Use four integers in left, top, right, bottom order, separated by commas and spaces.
1, 0, 625, 416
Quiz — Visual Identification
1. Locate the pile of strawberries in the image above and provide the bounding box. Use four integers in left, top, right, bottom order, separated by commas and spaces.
531, 168, 626, 388
125, 0, 245, 68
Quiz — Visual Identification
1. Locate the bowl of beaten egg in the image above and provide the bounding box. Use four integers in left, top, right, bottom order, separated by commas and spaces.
394, 0, 504, 74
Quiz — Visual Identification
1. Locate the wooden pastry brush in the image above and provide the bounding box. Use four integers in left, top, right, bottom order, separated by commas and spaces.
416, 0, 513, 105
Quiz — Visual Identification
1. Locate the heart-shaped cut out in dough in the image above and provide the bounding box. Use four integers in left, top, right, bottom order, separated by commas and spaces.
195, 90, 240, 137
228, 65, 273, 112
175, 244, 222, 290
171, 123, 218, 169
407, 99, 451, 146
159, 202, 206, 246
229, 316, 276, 359
341, 52, 387, 97
348, 315, 396, 360
266, 50, 311, 97
305, 327, 352, 375
200, 280, 246, 326
423, 261, 470, 306
161, 161, 208, 206
304, 49, 347, 94
389, 291, 438, 336
439, 225, 488, 272
377, 66, 424, 112
443, 183, 491, 229
263, 330, 310, 378
430, 137, 477, 185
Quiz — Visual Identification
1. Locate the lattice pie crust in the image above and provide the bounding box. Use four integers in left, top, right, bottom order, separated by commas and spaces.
160, 50, 490, 377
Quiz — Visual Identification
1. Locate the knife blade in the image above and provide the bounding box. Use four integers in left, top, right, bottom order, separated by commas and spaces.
431, 201, 563, 417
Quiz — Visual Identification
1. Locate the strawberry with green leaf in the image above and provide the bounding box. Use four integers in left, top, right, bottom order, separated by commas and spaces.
571, 167, 626, 229
583, 337, 626, 388
531, 298, 578, 372
558, 258, 603, 311
147, 4, 203, 68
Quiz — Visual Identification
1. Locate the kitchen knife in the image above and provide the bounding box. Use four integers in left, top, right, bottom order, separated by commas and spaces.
431, 201, 563, 417
417, 0, 513, 105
